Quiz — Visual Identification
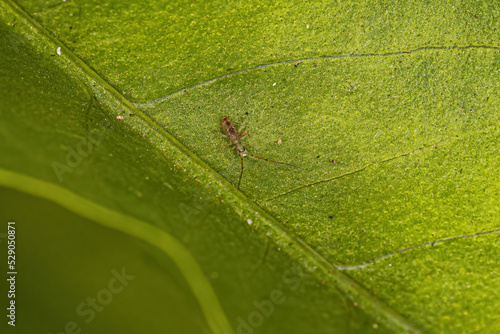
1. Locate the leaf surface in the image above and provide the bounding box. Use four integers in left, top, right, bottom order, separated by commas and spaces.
1, 0, 499, 333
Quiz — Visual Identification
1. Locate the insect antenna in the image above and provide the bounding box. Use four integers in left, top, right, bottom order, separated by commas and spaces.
247, 152, 301, 169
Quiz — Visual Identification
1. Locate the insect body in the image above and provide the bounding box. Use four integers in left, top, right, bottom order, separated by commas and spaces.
220, 116, 300, 189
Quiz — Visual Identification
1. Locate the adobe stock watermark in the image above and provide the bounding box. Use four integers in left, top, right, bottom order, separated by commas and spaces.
236, 266, 308, 334
7, 32, 23, 54
51, 122, 109, 183
177, 186, 217, 226
48, 267, 135, 334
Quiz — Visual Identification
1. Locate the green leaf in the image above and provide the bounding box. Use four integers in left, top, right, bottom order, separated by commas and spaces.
0, 0, 499, 333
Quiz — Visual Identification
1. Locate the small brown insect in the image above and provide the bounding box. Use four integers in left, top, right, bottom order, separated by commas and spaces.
219, 116, 300, 189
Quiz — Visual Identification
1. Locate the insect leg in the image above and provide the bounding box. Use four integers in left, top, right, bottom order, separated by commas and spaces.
237, 154, 244, 189
238, 121, 246, 133
219, 143, 233, 152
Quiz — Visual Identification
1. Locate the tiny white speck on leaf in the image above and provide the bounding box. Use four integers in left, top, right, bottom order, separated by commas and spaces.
247, 219, 253, 225
306, 24, 310, 28
116, 115, 124, 120
56, 47, 61, 55
273, 82, 276, 86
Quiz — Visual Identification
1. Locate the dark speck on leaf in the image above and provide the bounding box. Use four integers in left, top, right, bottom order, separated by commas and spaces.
316, 156, 320, 158
328, 216, 333, 219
